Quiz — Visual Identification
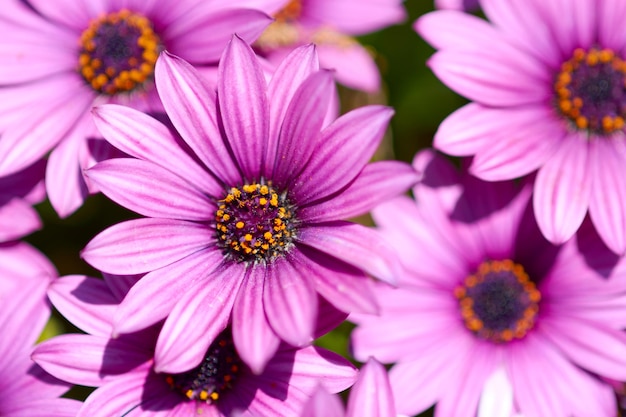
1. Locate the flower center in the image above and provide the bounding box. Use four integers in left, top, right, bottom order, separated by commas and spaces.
274, 0, 302, 22
78, 10, 161, 95
215, 182, 297, 263
554, 47, 626, 134
454, 260, 540, 343
165, 329, 242, 403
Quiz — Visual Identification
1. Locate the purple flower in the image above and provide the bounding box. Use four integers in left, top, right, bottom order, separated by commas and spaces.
301, 357, 396, 417
81, 35, 418, 374
0, 0, 272, 217
33, 275, 357, 417
416, 0, 626, 254
350, 150, 626, 417
0, 243, 80, 416
250, 0, 407, 92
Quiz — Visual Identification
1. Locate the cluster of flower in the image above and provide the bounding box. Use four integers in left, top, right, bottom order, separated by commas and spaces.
2, 0, 626, 416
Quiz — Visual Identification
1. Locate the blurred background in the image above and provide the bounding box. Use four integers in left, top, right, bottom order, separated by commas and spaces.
27, 1, 467, 414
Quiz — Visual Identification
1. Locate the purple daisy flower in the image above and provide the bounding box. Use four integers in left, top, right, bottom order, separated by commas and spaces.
416, 0, 626, 254
301, 357, 396, 417
33, 275, 357, 417
350, 150, 626, 417
0, 243, 80, 416
81, 35, 418, 374
249, 0, 407, 92
0, 0, 272, 217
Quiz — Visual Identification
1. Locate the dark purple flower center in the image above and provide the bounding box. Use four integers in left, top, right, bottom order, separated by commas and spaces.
454, 260, 540, 343
554, 47, 626, 134
78, 10, 161, 95
165, 329, 242, 403
215, 182, 297, 263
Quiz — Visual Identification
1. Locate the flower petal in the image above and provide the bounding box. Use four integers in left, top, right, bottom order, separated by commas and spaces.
0, 198, 41, 241
92, 104, 222, 196
299, 160, 419, 222
346, 358, 396, 417
427, 49, 549, 107
265, 45, 319, 171
588, 138, 626, 254
1, 398, 82, 417
82, 218, 214, 274
296, 245, 379, 314
86, 158, 213, 220
165, 8, 271, 62
113, 248, 224, 335
0, 78, 94, 176
301, 386, 344, 417
294, 105, 394, 204
539, 315, 626, 381
263, 258, 317, 347
271, 70, 335, 184
298, 221, 400, 285
48, 275, 117, 337
218, 35, 269, 179
317, 41, 381, 93
154, 264, 244, 373
32, 335, 150, 387
155, 51, 241, 185
233, 267, 281, 374
533, 134, 592, 244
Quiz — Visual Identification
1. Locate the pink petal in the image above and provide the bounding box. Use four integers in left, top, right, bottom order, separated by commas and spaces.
271, 70, 335, 183
588, 139, 626, 254
301, 386, 344, 417
416, 10, 502, 50
427, 49, 549, 107
317, 42, 381, 93
92, 104, 222, 196
533, 134, 592, 244
45, 114, 92, 218
218, 35, 269, 179
0, 198, 41, 241
297, 245, 379, 314
0, 78, 95, 176
232, 267, 281, 374
1, 398, 82, 417
299, 160, 420, 222
82, 218, 215, 274
598, 0, 626, 51
86, 158, 213, 220
293, 105, 394, 204
32, 335, 150, 387
303, 0, 406, 34
155, 51, 241, 185
27, 0, 106, 31
539, 315, 626, 380
298, 222, 400, 285
346, 358, 396, 417
48, 275, 116, 337
165, 8, 271, 62
154, 264, 245, 373
113, 248, 224, 335
263, 258, 317, 347
265, 45, 319, 172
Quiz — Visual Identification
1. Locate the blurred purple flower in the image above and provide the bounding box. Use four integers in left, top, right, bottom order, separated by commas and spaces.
416, 0, 626, 254
351, 150, 626, 417
0, 243, 80, 416
33, 275, 357, 417
0, 0, 272, 217
249, 0, 407, 92
81, 35, 418, 374
301, 357, 396, 417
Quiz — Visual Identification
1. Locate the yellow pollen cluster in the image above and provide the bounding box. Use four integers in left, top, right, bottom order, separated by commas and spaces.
555, 47, 626, 133
78, 10, 160, 95
454, 259, 541, 343
311, 27, 358, 49
216, 183, 294, 262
